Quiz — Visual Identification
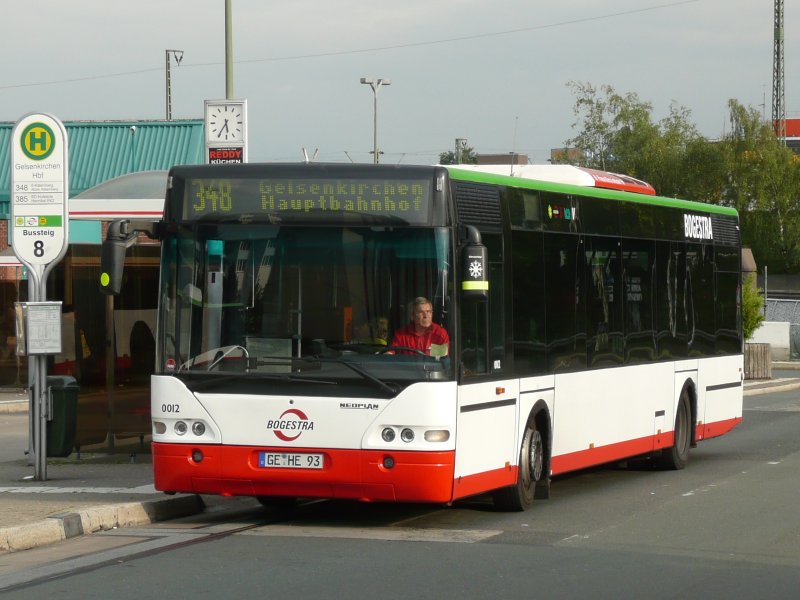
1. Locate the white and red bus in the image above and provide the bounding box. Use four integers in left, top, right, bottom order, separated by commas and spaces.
101, 162, 743, 510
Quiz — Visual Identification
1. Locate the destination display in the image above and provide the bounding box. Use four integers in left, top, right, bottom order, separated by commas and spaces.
182, 177, 433, 224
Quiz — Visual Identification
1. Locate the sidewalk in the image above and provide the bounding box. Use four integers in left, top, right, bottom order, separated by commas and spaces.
0, 398, 207, 554
744, 360, 800, 396
1, 366, 799, 555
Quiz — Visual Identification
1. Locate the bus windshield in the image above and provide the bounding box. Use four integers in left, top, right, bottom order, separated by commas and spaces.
157, 224, 454, 388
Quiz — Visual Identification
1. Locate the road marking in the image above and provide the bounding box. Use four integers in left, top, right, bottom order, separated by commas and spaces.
0, 484, 157, 495
241, 524, 502, 543
744, 405, 800, 412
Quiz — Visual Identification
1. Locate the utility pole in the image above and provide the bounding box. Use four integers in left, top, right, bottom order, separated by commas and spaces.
455, 138, 467, 164
225, 0, 234, 99
773, 0, 786, 143
165, 49, 183, 121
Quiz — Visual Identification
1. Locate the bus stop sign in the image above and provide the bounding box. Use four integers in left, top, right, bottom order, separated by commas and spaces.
10, 113, 70, 278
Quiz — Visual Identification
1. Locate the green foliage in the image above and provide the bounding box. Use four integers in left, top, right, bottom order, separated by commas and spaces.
439, 145, 477, 165
722, 100, 800, 273
562, 82, 700, 197
741, 273, 765, 341
564, 84, 800, 274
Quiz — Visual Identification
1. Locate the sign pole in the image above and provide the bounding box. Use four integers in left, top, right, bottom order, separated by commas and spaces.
10, 113, 70, 481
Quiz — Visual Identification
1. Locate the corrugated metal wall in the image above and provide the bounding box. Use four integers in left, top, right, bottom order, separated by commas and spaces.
0, 120, 203, 217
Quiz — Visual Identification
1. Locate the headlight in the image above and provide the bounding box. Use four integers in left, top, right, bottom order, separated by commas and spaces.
174, 421, 188, 435
400, 428, 415, 443
382, 427, 396, 442
192, 421, 206, 436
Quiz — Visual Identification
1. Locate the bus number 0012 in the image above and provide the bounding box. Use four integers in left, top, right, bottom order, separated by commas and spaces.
161, 404, 180, 413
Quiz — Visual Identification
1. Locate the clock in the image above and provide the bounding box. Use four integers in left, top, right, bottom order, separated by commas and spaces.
204, 100, 246, 144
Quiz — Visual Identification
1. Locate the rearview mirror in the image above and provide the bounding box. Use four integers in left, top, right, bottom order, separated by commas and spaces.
461, 226, 488, 300
99, 238, 128, 295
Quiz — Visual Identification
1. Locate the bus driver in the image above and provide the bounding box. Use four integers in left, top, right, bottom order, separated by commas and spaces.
390, 297, 450, 357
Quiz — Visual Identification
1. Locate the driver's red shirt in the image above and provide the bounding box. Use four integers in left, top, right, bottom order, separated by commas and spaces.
390, 322, 450, 356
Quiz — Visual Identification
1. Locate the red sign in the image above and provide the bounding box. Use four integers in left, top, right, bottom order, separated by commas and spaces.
208, 147, 244, 164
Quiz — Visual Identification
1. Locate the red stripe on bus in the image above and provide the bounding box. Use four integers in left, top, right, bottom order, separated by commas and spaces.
551, 435, 656, 475
452, 465, 517, 500
700, 417, 742, 440
550, 416, 742, 475
152, 416, 742, 503
152, 443, 455, 503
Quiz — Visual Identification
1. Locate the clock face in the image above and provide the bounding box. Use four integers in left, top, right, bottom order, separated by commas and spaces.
207, 104, 244, 143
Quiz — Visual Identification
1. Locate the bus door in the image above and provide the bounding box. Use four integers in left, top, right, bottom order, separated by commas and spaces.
454, 232, 518, 499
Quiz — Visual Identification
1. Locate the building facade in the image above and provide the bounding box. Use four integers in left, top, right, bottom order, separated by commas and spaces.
1, 119, 203, 450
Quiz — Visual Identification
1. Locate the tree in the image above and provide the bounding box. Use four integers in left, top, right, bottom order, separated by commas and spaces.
561, 82, 700, 197
741, 273, 765, 341
561, 82, 617, 170
563, 84, 800, 274
720, 100, 800, 273
439, 144, 477, 165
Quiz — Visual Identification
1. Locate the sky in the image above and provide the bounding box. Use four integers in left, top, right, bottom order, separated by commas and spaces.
3, 0, 797, 166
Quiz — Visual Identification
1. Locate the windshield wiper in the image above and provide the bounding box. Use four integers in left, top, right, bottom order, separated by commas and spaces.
183, 372, 338, 391
312, 357, 399, 396
179, 345, 249, 373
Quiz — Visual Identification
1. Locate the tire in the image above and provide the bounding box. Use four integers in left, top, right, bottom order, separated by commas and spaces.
493, 416, 544, 511
658, 388, 691, 470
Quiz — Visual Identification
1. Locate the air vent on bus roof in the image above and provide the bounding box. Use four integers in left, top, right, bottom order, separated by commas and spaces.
453, 182, 502, 227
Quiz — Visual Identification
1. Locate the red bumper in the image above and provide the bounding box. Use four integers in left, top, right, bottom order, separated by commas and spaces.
152, 442, 456, 504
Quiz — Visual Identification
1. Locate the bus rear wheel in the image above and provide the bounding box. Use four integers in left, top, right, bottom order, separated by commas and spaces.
492, 417, 544, 511
658, 388, 691, 470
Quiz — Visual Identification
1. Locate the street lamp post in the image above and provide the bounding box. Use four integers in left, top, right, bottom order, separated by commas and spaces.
360, 77, 391, 164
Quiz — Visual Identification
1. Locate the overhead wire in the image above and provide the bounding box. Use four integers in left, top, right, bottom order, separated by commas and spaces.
0, 1, 699, 91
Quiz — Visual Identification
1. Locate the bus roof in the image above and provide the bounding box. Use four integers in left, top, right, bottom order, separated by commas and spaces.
445, 164, 738, 218
448, 164, 655, 195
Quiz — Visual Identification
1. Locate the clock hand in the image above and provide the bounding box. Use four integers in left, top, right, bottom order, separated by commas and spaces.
220, 120, 230, 134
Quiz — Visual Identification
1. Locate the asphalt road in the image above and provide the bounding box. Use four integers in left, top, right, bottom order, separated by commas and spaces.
2, 387, 799, 599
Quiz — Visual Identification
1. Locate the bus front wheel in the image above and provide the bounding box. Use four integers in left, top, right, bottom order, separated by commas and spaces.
492, 416, 544, 511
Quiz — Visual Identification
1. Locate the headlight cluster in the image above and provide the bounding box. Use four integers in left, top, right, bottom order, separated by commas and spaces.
380, 426, 450, 444
153, 420, 208, 437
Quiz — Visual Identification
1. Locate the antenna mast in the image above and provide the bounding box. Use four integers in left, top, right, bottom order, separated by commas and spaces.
773, 0, 786, 143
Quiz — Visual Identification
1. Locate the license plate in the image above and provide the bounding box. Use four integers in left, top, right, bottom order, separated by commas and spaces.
258, 452, 324, 469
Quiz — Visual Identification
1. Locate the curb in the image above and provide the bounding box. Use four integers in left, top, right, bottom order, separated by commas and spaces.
0, 494, 205, 554
744, 380, 800, 396
0, 402, 27, 415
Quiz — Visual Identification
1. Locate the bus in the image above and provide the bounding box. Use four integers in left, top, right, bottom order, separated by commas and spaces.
100, 162, 743, 511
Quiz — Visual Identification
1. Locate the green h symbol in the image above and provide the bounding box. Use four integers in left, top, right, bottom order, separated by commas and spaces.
21, 122, 56, 160
28, 130, 48, 151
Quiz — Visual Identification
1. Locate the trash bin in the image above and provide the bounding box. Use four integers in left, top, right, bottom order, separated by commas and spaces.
46, 375, 79, 458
